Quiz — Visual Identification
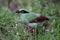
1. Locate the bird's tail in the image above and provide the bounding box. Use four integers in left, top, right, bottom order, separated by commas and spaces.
47, 16, 60, 20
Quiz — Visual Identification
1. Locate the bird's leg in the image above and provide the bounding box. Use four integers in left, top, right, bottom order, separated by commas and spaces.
43, 20, 51, 32
24, 27, 29, 40
32, 33, 35, 40
25, 25, 36, 40
22, 24, 29, 40
31, 25, 38, 40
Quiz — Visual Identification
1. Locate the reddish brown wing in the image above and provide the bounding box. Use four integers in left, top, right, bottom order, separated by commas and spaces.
29, 15, 49, 23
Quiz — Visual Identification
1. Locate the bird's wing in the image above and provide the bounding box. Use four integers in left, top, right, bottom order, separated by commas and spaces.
20, 13, 39, 23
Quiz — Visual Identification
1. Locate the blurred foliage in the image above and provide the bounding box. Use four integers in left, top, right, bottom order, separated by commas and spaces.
0, 0, 60, 40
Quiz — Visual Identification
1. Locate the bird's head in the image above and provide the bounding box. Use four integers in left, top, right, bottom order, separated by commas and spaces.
15, 8, 29, 14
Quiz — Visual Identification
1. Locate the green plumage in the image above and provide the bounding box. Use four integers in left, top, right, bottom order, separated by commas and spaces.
20, 12, 39, 23
18, 8, 42, 28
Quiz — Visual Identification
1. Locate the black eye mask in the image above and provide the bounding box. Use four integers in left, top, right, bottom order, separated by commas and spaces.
20, 10, 29, 13
15, 10, 29, 14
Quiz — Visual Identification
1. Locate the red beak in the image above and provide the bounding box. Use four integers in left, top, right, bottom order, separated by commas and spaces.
15, 10, 20, 14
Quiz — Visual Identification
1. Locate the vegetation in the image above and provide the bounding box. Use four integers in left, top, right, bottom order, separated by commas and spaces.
0, 0, 60, 40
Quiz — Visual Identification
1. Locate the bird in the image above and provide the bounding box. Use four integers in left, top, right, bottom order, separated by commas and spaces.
15, 8, 50, 33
